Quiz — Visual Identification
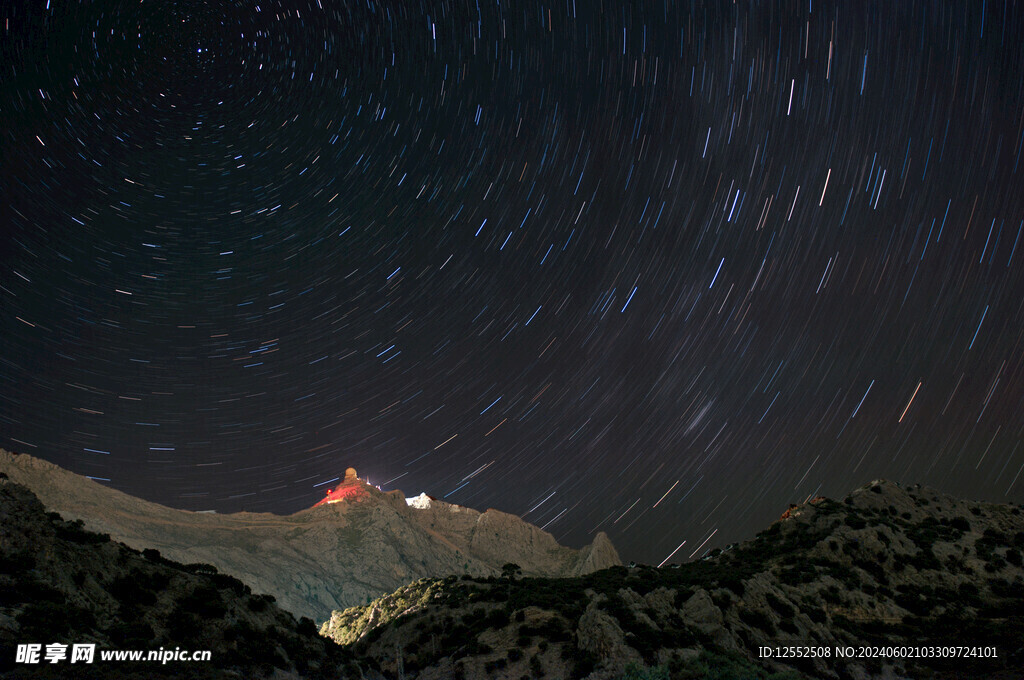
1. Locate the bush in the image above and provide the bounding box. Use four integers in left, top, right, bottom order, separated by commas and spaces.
805, 606, 826, 623
248, 594, 269, 612
765, 592, 795, 618
820, 586, 845, 605
484, 658, 508, 672
853, 557, 889, 584
185, 562, 219, 575
108, 572, 158, 606
894, 585, 937, 616
55, 518, 111, 544
845, 516, 867, 530
988, 578, 1024, 600
950, 517, 971, 532
738, 607, 776, 634
957, 582, 982, 607
298, 616, 318, 636
180, 584, 227, 618
719, 575, 745, 595
777, 562, 817, 586
779, 618, 799, 634
483, 607, 511, 629
212, 572, 249, 596
907, 550, 941, 571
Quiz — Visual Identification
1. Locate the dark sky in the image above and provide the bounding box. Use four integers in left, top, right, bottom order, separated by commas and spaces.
2, 1, 1023, 565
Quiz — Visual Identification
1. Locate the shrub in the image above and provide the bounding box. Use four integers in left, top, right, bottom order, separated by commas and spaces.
765, 592, 795, 618
845, 515, 867, 530
988, 578, 1024, 600
853, 557, 888, 584
719, 575, 745, 595
805, 606, 826, 623
248, 594, 269, 612
483, 607, 511, 629
485, 658, 508, 672
180, 584, 227, 618
212, 572, 249, 595
55, 518, 110, 544
166, 607, 203, 645
108, 572, 158, 606
185, 562, 219, 575
710, 591, 732, 610
907, 550, 941, 571
958, 582, 982, 607
777, 562, 817, 586
779, 618, 799, 634
297, 617, 318, 636
738, 607, 776, 634
950, 517, 971, 532
820, 586, 845, 605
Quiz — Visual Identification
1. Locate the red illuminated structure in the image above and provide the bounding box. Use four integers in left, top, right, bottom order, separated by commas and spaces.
313, 467, 367, 507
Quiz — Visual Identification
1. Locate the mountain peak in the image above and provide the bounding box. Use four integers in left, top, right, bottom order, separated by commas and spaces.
0, 449, 620, 621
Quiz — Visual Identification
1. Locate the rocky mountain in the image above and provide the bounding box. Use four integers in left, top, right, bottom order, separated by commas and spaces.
321, 480, 1024, 680
0, 449, 619, 623
0, 476, 348, 679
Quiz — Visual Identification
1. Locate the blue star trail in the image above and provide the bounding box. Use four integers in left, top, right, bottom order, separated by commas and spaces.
2, 0, 1023, 564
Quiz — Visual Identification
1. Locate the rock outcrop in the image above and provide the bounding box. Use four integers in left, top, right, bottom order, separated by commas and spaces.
572, 531, 619, 576
0, 449, 620, 623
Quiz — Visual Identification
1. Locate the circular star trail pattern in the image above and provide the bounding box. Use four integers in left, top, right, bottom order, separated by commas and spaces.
3, 1, 1024, 565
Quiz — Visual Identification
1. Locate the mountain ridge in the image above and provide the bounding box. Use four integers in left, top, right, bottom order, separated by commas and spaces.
0, 448, 620, 623
0, 476, 349, 679
318, 478, 1024, 680
4, 460, 1023, 679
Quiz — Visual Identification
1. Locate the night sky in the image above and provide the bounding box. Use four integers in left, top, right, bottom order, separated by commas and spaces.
2, 1, 1023, 566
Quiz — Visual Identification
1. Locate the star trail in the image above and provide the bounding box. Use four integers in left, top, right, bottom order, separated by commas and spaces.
2, 1, 1023, 564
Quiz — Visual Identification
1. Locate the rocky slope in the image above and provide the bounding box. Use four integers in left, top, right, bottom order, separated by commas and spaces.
321, 480, 1024, 680
0, 476, 348, 679
0, 449, 619, 623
